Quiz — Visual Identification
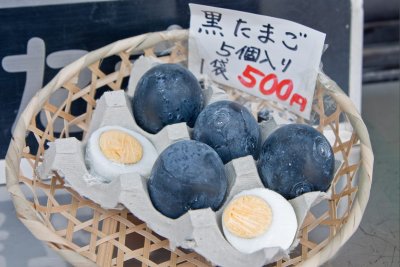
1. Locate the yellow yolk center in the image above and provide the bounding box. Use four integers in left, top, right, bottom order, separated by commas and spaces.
223, 195, 272, 239
99, 130, 143, 164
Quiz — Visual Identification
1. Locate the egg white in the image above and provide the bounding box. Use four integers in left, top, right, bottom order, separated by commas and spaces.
85, 125, 158, 183
222, 188, 298, 254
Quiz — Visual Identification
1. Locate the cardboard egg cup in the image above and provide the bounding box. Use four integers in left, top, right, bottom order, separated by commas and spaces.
37, 57, 341, 267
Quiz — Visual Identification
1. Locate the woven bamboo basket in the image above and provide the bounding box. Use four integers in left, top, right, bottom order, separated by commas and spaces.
6, 29, 373, 267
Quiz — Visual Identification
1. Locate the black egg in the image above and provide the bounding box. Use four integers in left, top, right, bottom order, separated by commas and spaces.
257, 124, 335, 199
192, 100, 261, 164
132, 63, 204, 134
147, 140, 228, 219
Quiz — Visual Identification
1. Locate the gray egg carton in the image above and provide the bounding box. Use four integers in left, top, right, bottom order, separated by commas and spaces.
37, 58, 339, 267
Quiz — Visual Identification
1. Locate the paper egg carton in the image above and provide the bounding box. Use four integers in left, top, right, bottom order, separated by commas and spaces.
37, 57, 339, 267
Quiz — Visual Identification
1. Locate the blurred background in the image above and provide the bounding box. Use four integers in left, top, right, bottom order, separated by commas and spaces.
363, 0, 399, 83
0, 0, 398, 266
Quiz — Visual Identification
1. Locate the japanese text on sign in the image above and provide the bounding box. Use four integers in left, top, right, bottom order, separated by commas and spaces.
188, 4, 326, 118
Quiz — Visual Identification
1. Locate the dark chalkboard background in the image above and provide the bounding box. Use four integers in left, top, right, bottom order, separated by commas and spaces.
0, 0, 353, 159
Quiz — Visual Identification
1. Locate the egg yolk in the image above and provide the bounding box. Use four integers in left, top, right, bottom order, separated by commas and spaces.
223, 195, 272, 239
99, 130, 143, 164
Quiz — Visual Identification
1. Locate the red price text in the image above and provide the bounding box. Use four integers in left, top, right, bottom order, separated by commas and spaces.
238, 65, 307, 112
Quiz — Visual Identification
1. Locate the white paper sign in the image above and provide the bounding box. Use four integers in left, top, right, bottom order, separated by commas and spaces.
188, 4, 326, 119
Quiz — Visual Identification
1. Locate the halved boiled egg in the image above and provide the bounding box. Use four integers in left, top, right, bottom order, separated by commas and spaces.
222, 188, 298, 254
86, 125, 158, 182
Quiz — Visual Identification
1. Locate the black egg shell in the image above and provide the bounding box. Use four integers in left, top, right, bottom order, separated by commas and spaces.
38, 72, 339, 267
148, 140, 228, 219
132, 63, 204, 134
193, 100, 262, 164
257, 124, 335, 200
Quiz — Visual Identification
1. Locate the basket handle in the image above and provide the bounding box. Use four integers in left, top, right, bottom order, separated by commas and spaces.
301, 72, 374, 266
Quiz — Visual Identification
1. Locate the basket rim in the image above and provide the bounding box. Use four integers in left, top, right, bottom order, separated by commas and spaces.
5, 29, 374, 267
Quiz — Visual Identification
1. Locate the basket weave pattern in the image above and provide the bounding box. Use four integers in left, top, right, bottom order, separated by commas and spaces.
6, 30, 373, 267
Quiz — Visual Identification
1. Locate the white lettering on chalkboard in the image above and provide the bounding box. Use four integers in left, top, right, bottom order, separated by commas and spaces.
2, 38, 120, 133
1, 38, 90, 132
